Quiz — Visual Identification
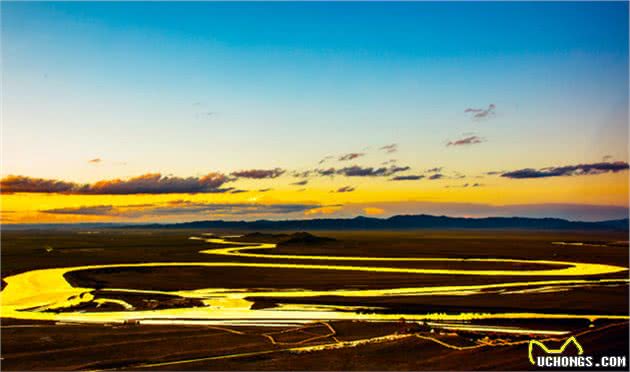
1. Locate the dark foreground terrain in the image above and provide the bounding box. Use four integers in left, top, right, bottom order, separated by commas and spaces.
1, 229, 628, 370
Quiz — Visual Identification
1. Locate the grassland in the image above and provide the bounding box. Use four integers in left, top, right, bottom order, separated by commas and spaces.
1, 228, 628, 370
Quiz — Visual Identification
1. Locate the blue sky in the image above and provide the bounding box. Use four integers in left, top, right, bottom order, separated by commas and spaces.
1, 2, 628, 222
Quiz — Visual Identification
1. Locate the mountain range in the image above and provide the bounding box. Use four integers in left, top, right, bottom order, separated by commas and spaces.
122, 214, 629, 231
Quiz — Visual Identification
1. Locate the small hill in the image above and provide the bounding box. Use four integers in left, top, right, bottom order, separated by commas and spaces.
278, 232, 337, 247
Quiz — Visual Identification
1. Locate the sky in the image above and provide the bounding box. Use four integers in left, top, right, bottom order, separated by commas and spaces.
1, 1, 628, 223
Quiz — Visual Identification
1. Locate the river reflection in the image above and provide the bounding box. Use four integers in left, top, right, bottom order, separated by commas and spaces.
1, 235, 628, 332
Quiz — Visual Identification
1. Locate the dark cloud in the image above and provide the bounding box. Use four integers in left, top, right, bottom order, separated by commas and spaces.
292, 179, 309, 186
337, 165, 410, 177
428, 173, 444, 180
447, 136, 484, 147
1, 175, 80, 194
338, 153, 365, 161
231, 168, 285, 179
86, 173, 232, 194
501, 161, 630, 179
380, 144, 398, 153
390, 175, 424, 181
258, 188, 273, 192
335, 186, 355, 193
1, 173, 233, 194
465, 104, 496, 119
88, 158, 102, 164
316, 168, 337, 176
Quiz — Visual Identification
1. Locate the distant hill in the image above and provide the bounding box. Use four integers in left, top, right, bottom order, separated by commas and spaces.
121, 215, 629, 231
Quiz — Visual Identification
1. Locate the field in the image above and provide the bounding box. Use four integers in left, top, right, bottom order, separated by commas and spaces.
1, 228, 628, 370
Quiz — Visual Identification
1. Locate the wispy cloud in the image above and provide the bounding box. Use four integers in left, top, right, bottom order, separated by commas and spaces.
335, 186, 355, 193
428, 173, 444, 180
501, 161, 629, 179
380, 144, 398, 153
318, 155, 334, 165
464, 104, 496, 119
447, 135, 484, 147
338, 153, 365, 161
291, 170, 312, 178
42, 205, 116, 215
390, 175, 424, 181
41, 201, 321, 218
231, 168, 285, 179
337, 165, 410, 177
291, 179, 309, 186
88, 158, 102, 164
445, 183, 483, 188
425, 167, 443, 173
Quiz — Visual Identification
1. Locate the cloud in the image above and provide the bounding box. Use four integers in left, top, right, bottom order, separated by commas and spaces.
41, 201, 321, 218
42, 205, 116, 215
257, 188, 273, 192
1, 175, 79, 194
428, 173, 444, 180
304, 206, 343, 216
363, 207, 385, 215
308, 165, 411, 178
335, 186, 355, 193
291, 170, 312, 178
390, 175, 424, 181
501, 161, 629, 179
338, 153, 365, 161
380, 144, 398, 153
603, 155, 613, 161
318, 156, 334, 165
445, 183, 483, 188
425, 167, 443, 173
87, 173, 232, 194
337, 165, 410, 177
292, 180, 309, 186
316, 168, 336, 176
88, 158, 102, 164
465, 104, 496, 119
231, 168, 285, 179
1, 173, 233, 194
447, 136, 484, 147
229, 189, 248, 194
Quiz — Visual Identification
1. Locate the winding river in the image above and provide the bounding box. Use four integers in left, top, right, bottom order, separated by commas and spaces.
1, 235, 628, 327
